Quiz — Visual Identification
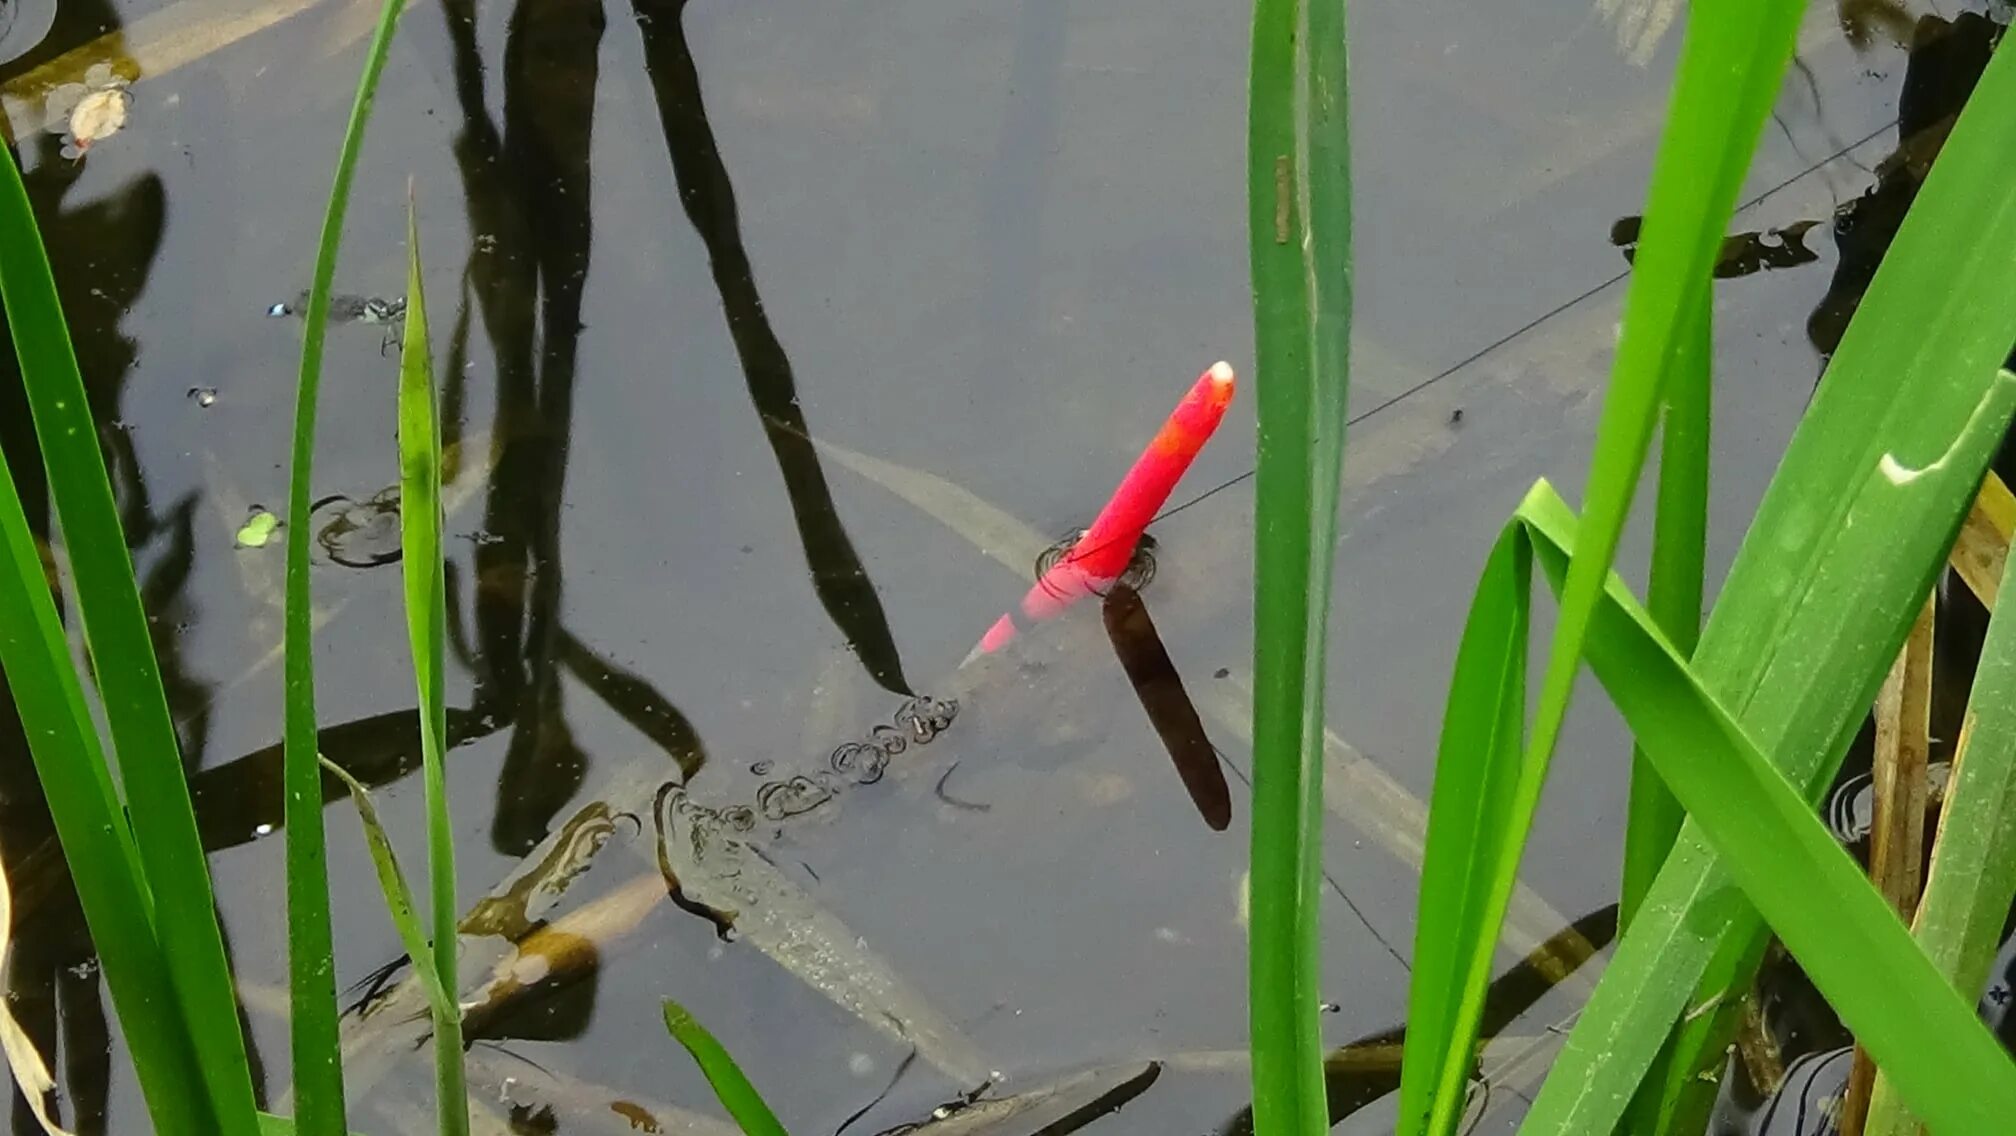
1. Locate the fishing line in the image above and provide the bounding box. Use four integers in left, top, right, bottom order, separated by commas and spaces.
1143, 115, 1900, 533
1213, 746, 1412, 973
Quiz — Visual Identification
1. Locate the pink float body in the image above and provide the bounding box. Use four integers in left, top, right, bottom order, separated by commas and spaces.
971, 361, 1236, 658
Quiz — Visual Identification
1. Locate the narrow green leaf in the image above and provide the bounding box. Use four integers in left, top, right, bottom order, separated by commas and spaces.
256, 1111, 370, 1136
399, 190, 468, 1136
1866, 539, 2016, 1135
661, 1001, 791, 1136
1516, 481, 2016, 1134
1620, 299, 1709, 933
1529, 22, 2016, 1126
0, 408, 214, 1135
318, 757, 456, 1022
1397, 526, 1530, 1133
1432, 6, 1803, 1131
1246, 0, 1352, 1126
0, 135, 258, 1136
283, 0, 410, 1125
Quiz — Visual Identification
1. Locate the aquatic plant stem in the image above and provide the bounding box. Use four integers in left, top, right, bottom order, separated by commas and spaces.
1620, 298, 1708, 931
0, 150, 263, 1134
401, 192, 469, 1136
284, 0, 409, 1125
1247, 0, 1351, 1127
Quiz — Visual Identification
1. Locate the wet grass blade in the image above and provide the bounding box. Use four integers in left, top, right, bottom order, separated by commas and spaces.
1865, 539, 2016, 1134
1517, 483, 2016, 1130
0, 150, 255, 1133
283, 0, 409, 1123
319, 758, 456, 1021
1527, 28, 2016, 1130
1246, 0, 1350, 1124
1397, 523, 1532, 1135
0, 408, 214, 1134
1407, 6, 1804, 1130
661, 1001, 790, 1136
255, 1113, 370, 1136
1619, 302, 1708, 931
399, 190, 468, 1136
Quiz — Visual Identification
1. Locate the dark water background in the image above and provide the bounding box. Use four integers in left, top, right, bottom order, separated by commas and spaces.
0, 0, 1956, 1130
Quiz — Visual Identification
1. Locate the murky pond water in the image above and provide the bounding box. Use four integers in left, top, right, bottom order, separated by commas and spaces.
0, 0, 1978, 1130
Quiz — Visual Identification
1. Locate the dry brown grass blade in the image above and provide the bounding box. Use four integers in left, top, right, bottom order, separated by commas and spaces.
0, 835, 76, 1136
1842, 592, 1936, 1135
1950, 472, 2015, 609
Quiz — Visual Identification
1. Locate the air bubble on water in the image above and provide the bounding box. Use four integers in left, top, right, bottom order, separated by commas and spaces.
751, 760, 773, 776
253, 822, 274, 837
187, 387, 217, 407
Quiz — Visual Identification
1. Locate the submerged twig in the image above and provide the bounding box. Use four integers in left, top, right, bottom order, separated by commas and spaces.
1843, 592, 1936, 1133
1949, 471, 2015, 610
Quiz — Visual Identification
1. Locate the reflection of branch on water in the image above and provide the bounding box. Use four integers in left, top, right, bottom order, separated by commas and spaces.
555, 630, 707, 781
436, 0, 603, 855
629, 0, 912, 698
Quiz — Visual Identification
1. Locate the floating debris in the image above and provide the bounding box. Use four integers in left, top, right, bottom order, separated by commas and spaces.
1611, 214, 1821, 280
1594, 0, 1680, 67
234, 507, 279, 549
310, 488, 401, 568
41, 63, 130, 159
186, 386, 216, 407
266, 290, 408, 325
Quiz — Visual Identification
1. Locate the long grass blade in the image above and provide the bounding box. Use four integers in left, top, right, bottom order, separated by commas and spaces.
1619, 300, 1709, 931
0, 822, 76, 1136
1865, 530, 2016, 1134
318, 758, 456, 1020
0, 128, 258, 1136
0, 444, 212, 1132
283, 0, 410, 1123
1246, 0, 1351, 1124
1527, 24, 2016, 1127
1516, 480, 2016, 1133
662, 1001, 791, 1136
0, 148, 260, 1132
399, 189, 468, 1136
1397, 526, 1531, 1133
255, 1113, 369, 1136
1427, 7, 1804, 1131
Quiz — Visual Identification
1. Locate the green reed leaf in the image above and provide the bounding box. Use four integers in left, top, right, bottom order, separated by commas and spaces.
662, 1001, 791, 1136
283, 0, 411, 1125
1422, 5, 1805, 1131
399, 188, 467, 1136
1528, 22, 2016, 1129
0, 147, 256, 1135
1519, 481, 2016, 1134
1246, 0, 1352, 1127
1866, 522, 2016, 1135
